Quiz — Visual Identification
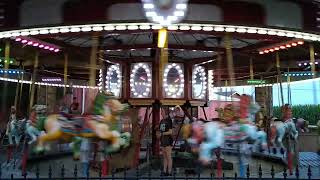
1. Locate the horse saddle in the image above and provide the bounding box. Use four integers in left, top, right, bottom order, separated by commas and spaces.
58, 113, 87, 132
223, 124, 248, 142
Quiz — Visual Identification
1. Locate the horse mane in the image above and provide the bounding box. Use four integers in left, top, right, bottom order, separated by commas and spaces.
93, 92, 117, 115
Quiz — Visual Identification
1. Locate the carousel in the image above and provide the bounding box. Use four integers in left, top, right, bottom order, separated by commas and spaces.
0, 0, 319, 178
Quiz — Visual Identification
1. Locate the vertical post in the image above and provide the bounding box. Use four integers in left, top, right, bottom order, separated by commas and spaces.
14, 63, 23, 108
4, 40, 10, 70
224, 33, 235, 86
152, 102, 160, 156
309, 44, 316, 78
29, 52, 39, 112
89, 35, 99, 87
158, 28, 168, 98
250, 58, 254, 80
18, 65, 24, 110
1, 41, 10, 113
63, 53, 68, 95
276, 52, 284, 106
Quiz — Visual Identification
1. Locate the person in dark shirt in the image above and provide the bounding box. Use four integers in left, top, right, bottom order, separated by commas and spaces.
159, 109, 173, 176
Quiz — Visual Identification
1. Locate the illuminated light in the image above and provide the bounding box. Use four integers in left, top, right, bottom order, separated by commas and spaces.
267, 30, 277, 35
20, 31, 30, 36
180, 25, 190, 30
191, 26, 202, 31
143, 3, 154, 9
70, 27, 81, 32
297, 41, 304, 45
39, 29, 49, 34
274, 47, 280, 51
11, 32, 21, 37
203, 26, 214, 31
286, 33, 294, 37
115, 25, 127, 30
298, 63, 302, 66
247, 28, 257, 33
104, 26, 115, 31
30, 30, 39, 35
27, 41, 33, 45
315, 62, 319, 65
44, 46, 50, 50
81, 26, 92, 32
59, 28, 70, 33
257, 29, 267, 34
49, 29, 59, 34
277, 31, 285, 36
15, 38, 22, 42
225, 27, 236, 32
264, 50, 269, 53
21, 40, 28, 44
214, 26, 224, 32
49, 47, 54, 51
92, 26, 103, 31
139, 25, 151, 30
128, 25, 139, 30
291, 43, 297, 46
152, 25, 162, 30
286, 44, 291, 48
304, 63, 307, 65
280, 46, 286, 49
176, 4, 187, 10
174, 11, 185, 17
158, 28, 168, 48
168, 25, 179, 30
294, 34, 303, 39
146, 12, 157, 17
303, 35, 312, 40
269, 49, 274, 52
39, 44, 44, 48
33, 43, 39, 47
236, 28, 247, 33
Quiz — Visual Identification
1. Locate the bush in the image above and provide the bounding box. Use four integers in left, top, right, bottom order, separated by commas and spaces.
273, 105, 320, 125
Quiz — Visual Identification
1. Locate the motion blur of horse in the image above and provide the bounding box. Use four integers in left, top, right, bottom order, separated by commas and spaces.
26, 92, 132, 159
269, 104, 298, 153
182, 95, 267, 164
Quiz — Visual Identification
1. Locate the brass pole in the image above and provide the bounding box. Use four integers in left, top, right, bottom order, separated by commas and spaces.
63, 53, 68, 95
18, 65, 25, 109
29, 52, 39, 112
224, 33, 235, 86
276, 52, 284, 106
89, 35, 99, 87
250, 58, 254, 80
309, 44, 316, 78
4, 40, 10, 70
159, 28, 168, 93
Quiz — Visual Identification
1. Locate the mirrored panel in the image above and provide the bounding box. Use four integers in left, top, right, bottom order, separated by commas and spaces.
130, 63, 152, 98
163, 63, 184, 98
105, 64, 122, 97
192, 65, 207, 99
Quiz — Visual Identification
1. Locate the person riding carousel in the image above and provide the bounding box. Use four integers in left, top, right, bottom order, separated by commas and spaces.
281, 104, 293, 122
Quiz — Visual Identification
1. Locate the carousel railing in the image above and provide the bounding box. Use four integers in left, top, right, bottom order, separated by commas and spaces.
0, 163, 317, 179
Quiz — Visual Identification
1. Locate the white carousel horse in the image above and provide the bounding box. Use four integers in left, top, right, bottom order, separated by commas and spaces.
270, 117, 298, 149
6, 117, 27, 145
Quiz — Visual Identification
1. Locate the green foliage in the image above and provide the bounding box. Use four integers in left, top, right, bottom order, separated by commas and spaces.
273, 105, 320, 125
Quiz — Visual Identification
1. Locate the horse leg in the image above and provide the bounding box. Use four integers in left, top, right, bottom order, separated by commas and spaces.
36, 130, 63, 152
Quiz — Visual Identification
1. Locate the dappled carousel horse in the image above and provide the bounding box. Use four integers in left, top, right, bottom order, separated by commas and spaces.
270, 104, 298, 153
29, 93, 132, 158
183, 95, 267, 164
6, 106, 27, 146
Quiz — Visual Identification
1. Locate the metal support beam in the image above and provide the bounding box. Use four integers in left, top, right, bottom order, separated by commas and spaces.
89, 35, 99, 87
63, 53, 68, 95
29, 52, 39, 112
309, 44, 316, 78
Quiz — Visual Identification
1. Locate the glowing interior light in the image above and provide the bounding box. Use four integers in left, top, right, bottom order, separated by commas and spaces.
298, 41, 304, 45
15, 38, 22, 42
21, 40, 28, 43
27, 41, 33, 45
264, 50, 269, 53
44, 46, 50, 49
274, 47, 280, 51
49, 47, 54, 51
33, 43, 39, 47
158, 28, 167, 48
286, 44, 291, 48
54, 49, 60, 52
143, 3, 154, 9
39, 44, 44, 48
269, 49, 274, 52
291, 43, 297, 46
280, 46, 286, 49
259, 51, 264, 54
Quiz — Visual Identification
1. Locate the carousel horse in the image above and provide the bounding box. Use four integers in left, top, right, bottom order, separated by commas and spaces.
25, 105, 47, 144
183, 95, 267, 164
30, 92, 131, 158
6, 106, 27, 145
270, 104, 298, 152
295, 118, 309, 133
